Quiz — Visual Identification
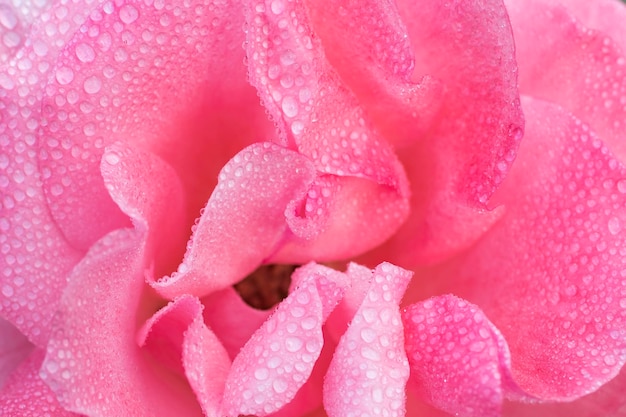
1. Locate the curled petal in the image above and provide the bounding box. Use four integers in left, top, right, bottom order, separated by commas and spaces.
324, 263, 412, 417
0, 318, 33, 390
152, 143, 316, 299
138, 295, 231, 417
101, 142, 188, 277
403, 295, 529, 417
221, 263, 347, 417
245, 0, 411, 261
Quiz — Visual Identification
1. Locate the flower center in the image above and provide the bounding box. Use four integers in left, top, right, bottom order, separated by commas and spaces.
234, 264, 297, 310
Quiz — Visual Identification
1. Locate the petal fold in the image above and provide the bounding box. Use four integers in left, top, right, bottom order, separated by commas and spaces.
152, 142, 316, 299
324, 263, 412, 417
221, 263, 347, 417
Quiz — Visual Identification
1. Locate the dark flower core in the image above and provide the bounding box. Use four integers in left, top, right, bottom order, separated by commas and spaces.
234, 264, 297, 310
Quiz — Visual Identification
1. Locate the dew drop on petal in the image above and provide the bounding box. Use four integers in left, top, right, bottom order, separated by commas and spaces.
55, 67, 74, 85
119, 5, 139, 24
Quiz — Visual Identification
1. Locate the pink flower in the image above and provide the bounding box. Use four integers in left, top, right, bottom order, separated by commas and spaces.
1, 0, 625, 416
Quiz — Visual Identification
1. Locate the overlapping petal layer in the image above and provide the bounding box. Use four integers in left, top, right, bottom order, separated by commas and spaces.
152, 143, 316, 299
406, 97, 626, 402
244, 0, 411, 262
37, 0, 274, 251
361, 0, 524, 265
403, 295, 529, 417
0, 318, 32, 389
324, 263, 412, 417
505, 0, 626, 161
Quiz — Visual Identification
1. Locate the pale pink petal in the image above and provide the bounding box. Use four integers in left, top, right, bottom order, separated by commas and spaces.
361, 0, 524, 264
535, 0, 626, 54
0, 349, 79, 417
504, 366, 626, 417
40, 229, 202, 416
505, 0, 626, 161
244, 0, 410, 261
38, 0, 274, 251
403, 295, 529, 417
304, 0, 442, 146
324, 263, 412, 417
101, 142, 188, 277
221, 263, 347, 417
0, 318, 33, 389
152, 143, 316, 300
202, 288, 273, 359
0, 86, 82, 345
138, 295, 231, 417
407, 97, 626, 400
0, 2, 88, 346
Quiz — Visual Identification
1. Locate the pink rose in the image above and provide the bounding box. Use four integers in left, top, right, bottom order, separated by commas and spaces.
1, 0, 625, 416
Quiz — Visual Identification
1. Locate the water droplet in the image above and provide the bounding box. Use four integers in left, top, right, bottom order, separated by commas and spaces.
75, 43, 96, 63
0, 7, 18, 30
119, 5, 139, 24
272, 378, 288, 393
254, 367, 269, 381
285, 336, 303, 352
270, 0, 285, 14
83, 76, 102, 94
104, 153, 120, 165
608, 217, 621, 235
281, 96, 298, 118
1, 284, 14, 297
55, 67, 75, 85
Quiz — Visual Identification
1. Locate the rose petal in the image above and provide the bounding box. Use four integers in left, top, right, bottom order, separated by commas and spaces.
505, 0, 626, 161
221, 263, 347, 417
323, 263, 412, 417
138, 295, 231, 417
0, 318, 33, 390
0, 349, 79, 416
408, 97, 626, 400
38, 0, 274, 251
151, 142, 316, 300
244, 0, 411, 261
202, 288, 273, 360
504, 366, 626, 417
101, 142, 188, 276
304, 0, 442, 146
40, 229, 202, 416
361, 0, 524, 264
0, 0, 108, 346
403, 295, 529, 417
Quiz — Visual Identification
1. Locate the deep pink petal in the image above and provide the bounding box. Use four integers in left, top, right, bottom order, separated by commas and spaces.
221, 263, 347, 417
0, 349, 79, 416
0, 318, 33, 390
323, 263, 412, 417
361, 0, 524, 265
202, 288, 273, 360
407, 97, 626, 400
38, 0, 274, 251
403, 295, 529, 417
40, 229, 202, 416
303, 0, 442, 147
151, 142, 317, 300
244, 0, 410, 261
505, 0, 626, 161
